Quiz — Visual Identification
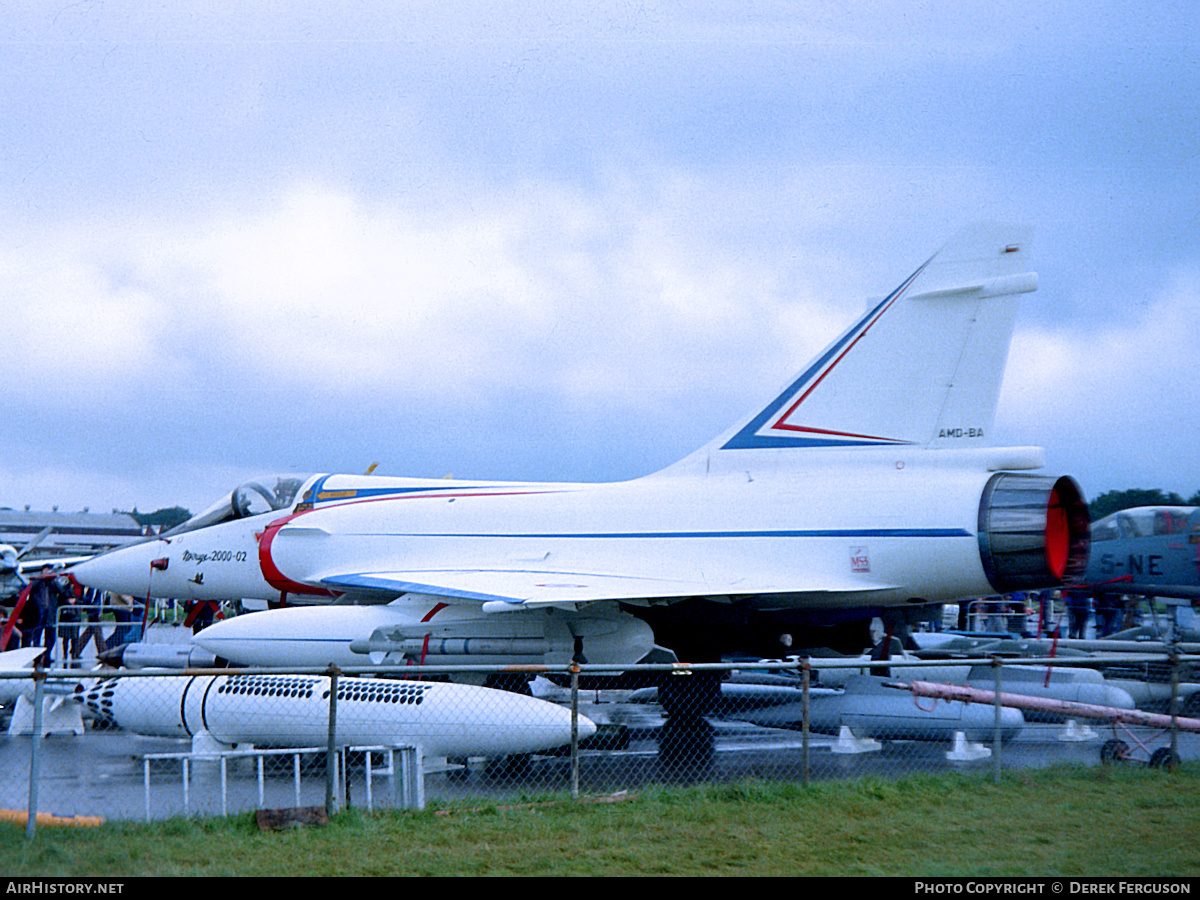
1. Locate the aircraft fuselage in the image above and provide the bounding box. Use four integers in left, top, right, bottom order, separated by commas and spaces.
69, 224, 1091, 665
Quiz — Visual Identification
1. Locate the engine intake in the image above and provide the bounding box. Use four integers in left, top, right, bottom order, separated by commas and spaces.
977, 473, 1089, 592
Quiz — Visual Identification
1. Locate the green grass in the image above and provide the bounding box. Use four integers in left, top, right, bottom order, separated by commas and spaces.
2, 767, 1198, 877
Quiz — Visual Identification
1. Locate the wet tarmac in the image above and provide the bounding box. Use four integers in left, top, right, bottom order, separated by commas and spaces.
0, 705, 1194, 823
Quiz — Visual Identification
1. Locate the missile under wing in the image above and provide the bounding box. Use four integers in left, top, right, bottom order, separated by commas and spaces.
72, 223, 1089, 665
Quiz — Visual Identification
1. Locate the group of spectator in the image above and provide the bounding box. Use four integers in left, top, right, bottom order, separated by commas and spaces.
1, 568, 143, 665
1065, 588, 1140, 639
957, 592, 1044, 635
952, 590, 1142, 640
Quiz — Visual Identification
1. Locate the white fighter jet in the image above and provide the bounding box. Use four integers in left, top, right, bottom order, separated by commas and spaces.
70, 223, 1089, 677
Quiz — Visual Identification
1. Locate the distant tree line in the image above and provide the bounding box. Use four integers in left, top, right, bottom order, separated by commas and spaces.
1088, 488, 1200, 522
129, 506, 192, 532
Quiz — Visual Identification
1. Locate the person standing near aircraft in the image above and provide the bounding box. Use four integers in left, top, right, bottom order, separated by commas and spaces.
1036, 590, 1061, 638
104, 593, 142, 649
1, 582, 32, 650
1096, 592, 1121, 637
12, 584, 37, 649
27, 566, 62, 662
1066, 588, 1089, 639
71, 586, 108, 661
1120, 595, 1141, 632
1006, 593, 1026, 635
57, 586, 81, 663
183, 599, 219, 634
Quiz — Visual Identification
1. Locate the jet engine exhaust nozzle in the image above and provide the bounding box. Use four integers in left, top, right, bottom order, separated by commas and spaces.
977, 473, 1089, 593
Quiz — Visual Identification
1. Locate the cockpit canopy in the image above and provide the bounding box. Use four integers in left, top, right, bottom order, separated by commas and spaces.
1091, 506, 1197, 542
165, 475, 314, 537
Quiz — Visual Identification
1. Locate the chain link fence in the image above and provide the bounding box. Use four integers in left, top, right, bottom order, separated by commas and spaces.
0, 651, 1196, 833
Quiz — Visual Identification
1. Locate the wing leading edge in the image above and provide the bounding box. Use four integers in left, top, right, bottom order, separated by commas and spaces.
320, 567, 900, 611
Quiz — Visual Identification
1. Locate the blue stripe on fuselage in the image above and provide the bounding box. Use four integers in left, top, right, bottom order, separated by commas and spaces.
329, 528, 971, 539
721, 259, 930, 450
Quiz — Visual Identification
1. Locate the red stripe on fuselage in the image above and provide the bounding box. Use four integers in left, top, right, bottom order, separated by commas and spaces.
258, 491, 567, 595
257, 512, 338, 597
767, 265, 924, 438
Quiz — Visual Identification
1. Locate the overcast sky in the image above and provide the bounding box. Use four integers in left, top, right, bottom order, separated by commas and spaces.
3, 2, 1198, 515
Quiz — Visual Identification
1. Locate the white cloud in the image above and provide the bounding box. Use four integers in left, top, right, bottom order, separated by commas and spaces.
997, 267, 1200, 496
1004, 268, 1200, 413
1, 244, 169, 399
5, 179, 855, 411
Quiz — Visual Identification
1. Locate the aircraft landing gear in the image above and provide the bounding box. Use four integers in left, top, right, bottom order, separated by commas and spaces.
656, 670, 720, 774
658, 670, 721, 720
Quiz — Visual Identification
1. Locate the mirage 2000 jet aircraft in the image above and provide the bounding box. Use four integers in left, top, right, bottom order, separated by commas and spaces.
71, 223, 1090, 685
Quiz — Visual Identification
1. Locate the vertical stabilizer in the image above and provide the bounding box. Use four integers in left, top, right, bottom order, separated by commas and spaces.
675, 223, 1036, 468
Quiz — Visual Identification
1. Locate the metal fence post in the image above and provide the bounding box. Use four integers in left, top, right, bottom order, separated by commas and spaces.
1169, 652, 1180, 770
992, 657, 1002, 784
26, 665, 45, 840
326, 665, 340, 817
801, 659, 810, 787
570, 663, 580, 800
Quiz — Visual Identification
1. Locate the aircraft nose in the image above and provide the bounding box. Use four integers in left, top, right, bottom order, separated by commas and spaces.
70, 540, 169, 597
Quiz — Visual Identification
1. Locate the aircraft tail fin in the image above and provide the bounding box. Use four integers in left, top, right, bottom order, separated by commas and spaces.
676, 222, 1036, 467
